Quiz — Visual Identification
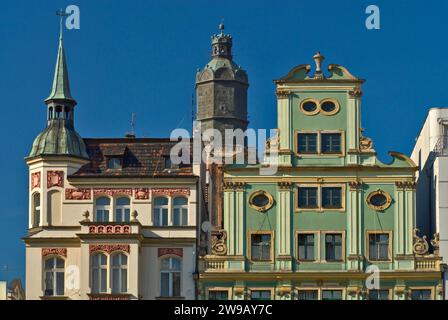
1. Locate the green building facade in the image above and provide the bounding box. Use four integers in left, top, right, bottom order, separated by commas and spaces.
198, 53, 443, 300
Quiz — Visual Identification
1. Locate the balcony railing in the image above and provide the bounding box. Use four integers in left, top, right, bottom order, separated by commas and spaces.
415, 256, 442, 271
199, 256, 227, 272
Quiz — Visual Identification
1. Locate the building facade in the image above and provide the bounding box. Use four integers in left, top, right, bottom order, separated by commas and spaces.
411, 107, 448, 299
24, 30, 198, 300
198, 53, 444, 300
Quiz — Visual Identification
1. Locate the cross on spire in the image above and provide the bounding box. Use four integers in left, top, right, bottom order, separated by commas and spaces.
56, 9, 69, 40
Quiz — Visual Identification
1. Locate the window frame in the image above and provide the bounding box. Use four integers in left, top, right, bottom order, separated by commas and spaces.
294, 130, 345, 157
115, 197, 131, 223
107, 157, 122, 170
95, 197, 111, 222
43, 256, 65, 297
172, 197, 189, 226
295, 288, 319, 300
32, 192, 41, 228
321, 288, 345, 300
368, 289, 392, 300
297, 132, 318, 154
299, 99, 320, 116
296, 232, 317, 262
160, 256, 182, 298
153, 197, 169, 226
295, 184, 346, 212
366, 231, 392, 262
321, 231, 346, 263
110, 252, 128, 294
248, 231, 274, 263
90, 252, 108, 294
319, 99, 340, 116
248, 288, 274, 300
206, 287, 232, 300
409, 287, 434, 300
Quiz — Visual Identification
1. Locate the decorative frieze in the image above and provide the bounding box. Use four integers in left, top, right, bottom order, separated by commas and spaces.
89, 244, 130, 254
93, 188, 133, 197
277, 181, 292, 190
276, 89, 291, 99
348, 180, 364, 191
31, 172, 41, 190
158, 248, 183, 257
88, 294, 130, 300
88, 225, 131, 234
47, 171, 64, 188
151, 188, 190, 197
395, 181, 416, 190
134, 188, 150, 200
42, 248, 67, 258
223, 182, 246, 191
65, 188, 92, 200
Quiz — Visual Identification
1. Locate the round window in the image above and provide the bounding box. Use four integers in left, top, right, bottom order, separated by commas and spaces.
249, 191, 274, 212
301, 101, 318, 114
321, 101, 336, 113
366, 190, 392, 211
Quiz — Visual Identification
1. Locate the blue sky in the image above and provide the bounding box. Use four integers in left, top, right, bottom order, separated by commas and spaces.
1, 0, 447, 283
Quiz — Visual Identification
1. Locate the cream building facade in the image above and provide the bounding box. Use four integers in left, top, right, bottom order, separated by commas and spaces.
24, 29, 198, 300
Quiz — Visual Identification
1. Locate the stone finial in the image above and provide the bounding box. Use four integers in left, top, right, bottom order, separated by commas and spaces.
82, 210, 90, 222
131, 210, 139, 222
313, 51, 325, 79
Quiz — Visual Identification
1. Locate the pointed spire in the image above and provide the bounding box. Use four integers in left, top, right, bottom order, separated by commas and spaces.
45, 10, 75, 103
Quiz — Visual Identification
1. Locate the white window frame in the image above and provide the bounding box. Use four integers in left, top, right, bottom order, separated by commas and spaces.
44, 257, 65, 297
95, 197, 111, 222
115, 197, 131, 222
173, 197, 188, 226
154, 197, 169, 226
160, 257, 182, 297
91, 253, 108, 294
111, 253, 128, 294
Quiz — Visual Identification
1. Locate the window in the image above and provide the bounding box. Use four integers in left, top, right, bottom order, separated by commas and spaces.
366, 190, 392, 211
55, 105, 62, 119
296, 290, 318, 300
91, 253, 107, 294
321, 133, 341, 153
251, 233, 272, 261
108, 158, 122, 169
368, 233, 390, 261
322, 187, 342, 209
48, 107, 53, 120
154, 197, 169, 226
369, 289, 390, 300
302, 101, 318, 113
44, 257, 65, 296
320, 101, 337, 114
325, 234, 343, 261
297, 187, 318, 209
164, 157, 173, 169
115, 197, 130, 222
297, 133, 318, 154
173, 197, 188, 226
95, 197, 110, 222
208, 290, 229, 300
297, 234, 315, 261
32, 193, 41, 228
251, 290, 271, 300
411, 289, 432, 300
321, 290, 343, 300
111, 253, 127, 294
160, 257, 181, 297
249, 190, 274, 212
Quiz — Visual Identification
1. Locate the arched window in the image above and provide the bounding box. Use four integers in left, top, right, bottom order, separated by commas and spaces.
44, 257, 65, 296
64, 106, 70, 120
153, 197, 168, 226
55, 105, 62, 119
91, 253, 107, 294
48, 107, 53, 120
115, 197, 130, 222
111, 253, 127, 294
173, 197, 188, 226
47, 190, 61, 226
32, 193, 41, 228
160, 257, 181, 297
95, 197, 110, 222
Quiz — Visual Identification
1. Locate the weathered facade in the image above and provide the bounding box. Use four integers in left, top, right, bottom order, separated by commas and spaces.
198, 53, 444, 300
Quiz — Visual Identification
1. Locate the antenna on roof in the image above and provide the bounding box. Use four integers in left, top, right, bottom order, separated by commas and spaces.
125, 113, 136, 138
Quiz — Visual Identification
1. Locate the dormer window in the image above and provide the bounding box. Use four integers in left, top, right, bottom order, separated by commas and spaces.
108, 157, 122, 169
164, 157, 172, 169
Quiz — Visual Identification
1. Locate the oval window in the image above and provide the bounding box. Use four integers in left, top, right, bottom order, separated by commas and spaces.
249, 191, 274, 212
302, 101, 318, 114
366, 190, 392, 211
321, 101, 336, 113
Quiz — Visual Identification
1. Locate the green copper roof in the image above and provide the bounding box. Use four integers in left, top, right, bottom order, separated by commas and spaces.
28, 121, 88, 159
45, 34, 75, 103
204, 57, 241, 72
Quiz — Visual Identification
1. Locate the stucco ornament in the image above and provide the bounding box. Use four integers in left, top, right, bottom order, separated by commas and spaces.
211, 230, 227, 255
360, 136, 374, 152
413, 228, 429, 255
431, 233, 440, 256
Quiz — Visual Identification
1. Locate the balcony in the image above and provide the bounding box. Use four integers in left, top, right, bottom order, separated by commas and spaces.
199, 255, 227, 272
415, 256, 442, 271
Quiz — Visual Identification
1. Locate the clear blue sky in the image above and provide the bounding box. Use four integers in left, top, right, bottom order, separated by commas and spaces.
1, 0, 447, 283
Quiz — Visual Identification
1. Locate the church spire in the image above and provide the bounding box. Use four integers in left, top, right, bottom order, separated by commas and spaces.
45, 10, 75, 104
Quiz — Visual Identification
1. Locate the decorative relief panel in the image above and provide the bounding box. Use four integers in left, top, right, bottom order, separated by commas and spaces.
89, 244, 130, 254
157, 248, 183, 257
151, 188, 190, 197
93, 189, 133, 197
31, 172, 41, 190
134, 188, 150, 200
42, 248, 67, 257
47, 171, 64, 188
89, 225, 131, 234
65, 188, 92, 200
